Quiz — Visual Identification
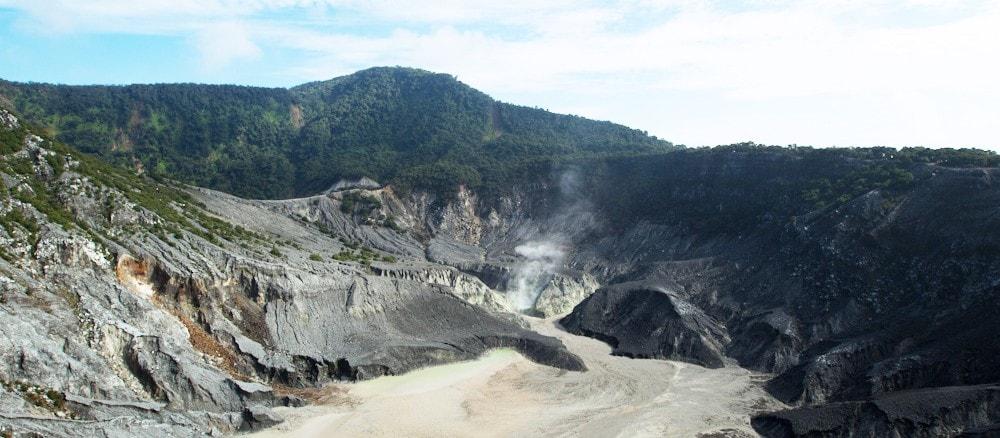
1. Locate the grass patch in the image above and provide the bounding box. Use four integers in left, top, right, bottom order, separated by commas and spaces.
0, 378, 74, 418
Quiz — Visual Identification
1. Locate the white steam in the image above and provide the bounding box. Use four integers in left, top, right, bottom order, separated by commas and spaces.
506, 168, 594, 313
509, 242, 565, 311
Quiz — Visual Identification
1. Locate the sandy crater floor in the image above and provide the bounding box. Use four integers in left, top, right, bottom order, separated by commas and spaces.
248, 318, 782, 438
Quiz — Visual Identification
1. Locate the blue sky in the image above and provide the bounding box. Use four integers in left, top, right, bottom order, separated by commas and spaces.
1, 0, 998, 149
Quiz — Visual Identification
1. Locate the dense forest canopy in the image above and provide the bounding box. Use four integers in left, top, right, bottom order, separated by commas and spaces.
0, 67, 673, 199
0, 67, 996, 202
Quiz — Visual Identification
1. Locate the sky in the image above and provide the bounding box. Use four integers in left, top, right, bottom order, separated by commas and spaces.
0, 0, 998, 150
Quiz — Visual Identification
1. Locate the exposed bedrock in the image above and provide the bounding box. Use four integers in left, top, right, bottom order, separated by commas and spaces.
555, 164, 1000, 436
0, 249, 295, 437
532, 269, 600, 317
763, 293, 1000, 408
751, 385, 1000, 438
560, 281, 730, 368
5, 107, 1000, 437
370, 262, 514, 315
127, 253, 585, 387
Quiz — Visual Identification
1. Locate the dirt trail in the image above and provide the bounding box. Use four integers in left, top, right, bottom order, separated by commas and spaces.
248, 318, 781, 438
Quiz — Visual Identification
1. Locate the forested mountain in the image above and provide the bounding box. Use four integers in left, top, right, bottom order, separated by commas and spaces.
3, 66, 995, 205
0, 67, 672, 199
3, 68, 1000, 437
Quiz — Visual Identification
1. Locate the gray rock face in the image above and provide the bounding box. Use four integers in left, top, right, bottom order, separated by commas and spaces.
0, 109, 19, 130
370, 262, 514, 315
559, 158, 1000, 436
532, 270, 599, 317
560, 282, 730, 368
241, 405, 282, 432
0, 109, 583, 437
5, 104, 1000, 437
326, 177, 381, 192
426, 237, 486, 267
751, 385, 1000, 438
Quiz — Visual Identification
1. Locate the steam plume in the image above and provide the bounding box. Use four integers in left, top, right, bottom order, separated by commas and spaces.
507, 168, 594, 312
509, 242, 565, 311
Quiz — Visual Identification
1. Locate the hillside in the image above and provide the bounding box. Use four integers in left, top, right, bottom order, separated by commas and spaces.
2, 67, 1000, 437
0, 107, 585, 436
0, 67, 672, 199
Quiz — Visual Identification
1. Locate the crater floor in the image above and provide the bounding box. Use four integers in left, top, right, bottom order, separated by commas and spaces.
248, 318, 783, 438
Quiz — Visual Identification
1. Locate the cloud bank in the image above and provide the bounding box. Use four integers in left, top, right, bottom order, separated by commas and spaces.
1, 0, 998, 148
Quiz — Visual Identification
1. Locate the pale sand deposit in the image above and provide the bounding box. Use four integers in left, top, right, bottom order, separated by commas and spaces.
248, 318, 783, 438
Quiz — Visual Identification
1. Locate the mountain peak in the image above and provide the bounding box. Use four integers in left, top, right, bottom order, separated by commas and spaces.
291, 66, 468, 95
0, 67, 671, 199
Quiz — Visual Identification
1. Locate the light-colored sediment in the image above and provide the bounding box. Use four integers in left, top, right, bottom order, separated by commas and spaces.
247, 318, 783, 438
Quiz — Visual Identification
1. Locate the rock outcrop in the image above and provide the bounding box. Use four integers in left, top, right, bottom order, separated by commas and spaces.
751, 385, 1000, 438
561, 282, 730, 368
532, 270, 599, 317
0, 109, 584, 437
557, 154, 1000, 436
3, 101, 1000, 437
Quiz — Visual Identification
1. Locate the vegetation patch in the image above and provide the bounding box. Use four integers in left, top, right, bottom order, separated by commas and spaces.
0, 123, 25, 155
331, 242, 396, 265
1, 67, 673, 199
340, 191, 382, 217
801, 163, 915, 210
0, 378, 75, 418
0, 207, 40, 243
339, 191, 404, 230
587, 143, 994, 234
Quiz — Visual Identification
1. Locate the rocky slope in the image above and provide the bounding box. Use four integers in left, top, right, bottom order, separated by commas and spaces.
560, 281, 729, 368
292, 145, 1000, 436
751, 385, 1000, 438
0, 110, 584, 437
553, 152, 1000, 436
2, 93, 999, 438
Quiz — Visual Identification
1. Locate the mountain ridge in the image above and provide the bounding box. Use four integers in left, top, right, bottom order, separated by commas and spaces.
2, 79, 1000, 435
0, 66, 674, 199
2, 67, 1000, 436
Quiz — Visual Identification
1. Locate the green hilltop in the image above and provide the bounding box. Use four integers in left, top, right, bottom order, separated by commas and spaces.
2, 65, 996, 211
0, 67, 673, 199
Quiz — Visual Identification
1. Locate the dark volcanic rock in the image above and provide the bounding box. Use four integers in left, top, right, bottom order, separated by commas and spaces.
240, 405, 283, 431
752, 385, 1000, 438
560, 281, 729, 368
763, 292, 1000, 407
5, 101, 1000, 437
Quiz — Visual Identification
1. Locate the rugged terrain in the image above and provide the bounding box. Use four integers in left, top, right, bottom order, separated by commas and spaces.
0, 109, 586, 436
1, 67, 999, 437
558, 152, 1000, 436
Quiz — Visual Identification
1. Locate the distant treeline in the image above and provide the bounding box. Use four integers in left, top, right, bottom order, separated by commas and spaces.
0, 67, 672, 199
2, 68, 994, 207
579, 142, 997, 234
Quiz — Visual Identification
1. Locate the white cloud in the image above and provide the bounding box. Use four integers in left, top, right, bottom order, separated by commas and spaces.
271, 1, 1000, 97
1, 0, 999, 147
192, 21, 262, 71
